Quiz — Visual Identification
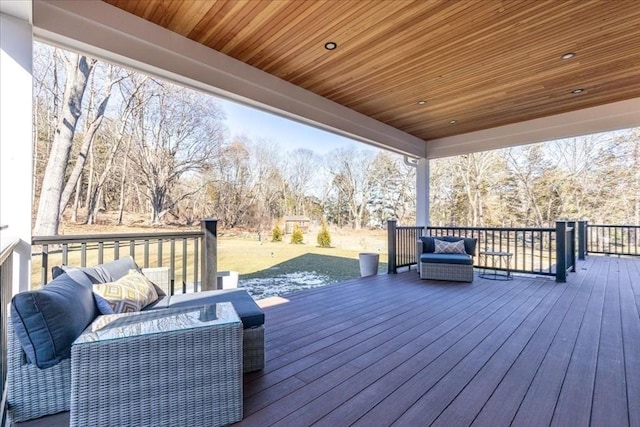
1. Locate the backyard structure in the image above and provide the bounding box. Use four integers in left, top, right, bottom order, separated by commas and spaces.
1, 1, 640, 425
283, 215, 311, 234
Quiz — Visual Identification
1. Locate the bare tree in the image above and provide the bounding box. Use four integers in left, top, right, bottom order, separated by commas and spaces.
128, 81, 226, 223
34, 52, 97, 235
58, 65, 128, 216
327, 147, 377, 230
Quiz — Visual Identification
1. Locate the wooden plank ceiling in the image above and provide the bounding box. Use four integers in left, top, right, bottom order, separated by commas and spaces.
104, 0, 640, 142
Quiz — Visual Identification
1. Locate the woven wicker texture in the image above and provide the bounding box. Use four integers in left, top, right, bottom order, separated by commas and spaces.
420, 262, 474, 282
70, 317, 243, 427
243, 325, 265, 372
7, 321, 71, 422
140, 267, 170, 295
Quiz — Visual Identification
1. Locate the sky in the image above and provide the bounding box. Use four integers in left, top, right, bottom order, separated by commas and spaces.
218, 98, 367, 155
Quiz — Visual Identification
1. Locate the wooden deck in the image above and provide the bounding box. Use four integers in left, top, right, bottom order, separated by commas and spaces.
14, 255, 640, 426
238, 255, 640, 427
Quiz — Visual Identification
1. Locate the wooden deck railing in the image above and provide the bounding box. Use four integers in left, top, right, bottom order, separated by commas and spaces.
31, 219, 219, 293
388, 220, 582, 282
586, 224, 640, 257
32, 231, 202, 294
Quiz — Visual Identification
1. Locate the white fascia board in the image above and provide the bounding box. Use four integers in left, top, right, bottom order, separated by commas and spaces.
0, 0, 32, 23
32, 0, 427, 157
426, 98, 640, 159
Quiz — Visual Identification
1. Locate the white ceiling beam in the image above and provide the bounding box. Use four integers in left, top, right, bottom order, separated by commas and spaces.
32, 0, 427, 157
426, 98, 640, 159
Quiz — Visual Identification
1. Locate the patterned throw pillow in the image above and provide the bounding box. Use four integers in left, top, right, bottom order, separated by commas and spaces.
93, 270, 159, 314
434, 239, 467, 254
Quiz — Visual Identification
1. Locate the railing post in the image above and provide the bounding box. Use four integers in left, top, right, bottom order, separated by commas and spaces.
568, 221, 576, 272
578, 220, 587, 260
387, 219, 397, 274
201, 218, 218, 291
555, 221, 567, 283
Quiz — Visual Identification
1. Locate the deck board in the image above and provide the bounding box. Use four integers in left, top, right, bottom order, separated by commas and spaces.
238, 255, 640, 427
15, 255, 640, 427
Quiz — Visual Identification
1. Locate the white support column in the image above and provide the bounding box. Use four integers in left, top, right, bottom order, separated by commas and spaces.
1, 11, 34, 293
416, 158, 430, 228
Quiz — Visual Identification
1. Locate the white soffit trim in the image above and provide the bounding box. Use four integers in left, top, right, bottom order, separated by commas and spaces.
32, 0, 426, 157
0, 1, 32, 23
426, 98, 640, 159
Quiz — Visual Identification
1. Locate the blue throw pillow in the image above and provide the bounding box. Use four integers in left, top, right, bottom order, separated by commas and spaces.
60, 256, 139, 284
10, 273, 99, 368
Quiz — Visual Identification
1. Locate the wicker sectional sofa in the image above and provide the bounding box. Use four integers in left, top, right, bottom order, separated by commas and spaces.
8, 257, 264, 424
416, 236, 477, 282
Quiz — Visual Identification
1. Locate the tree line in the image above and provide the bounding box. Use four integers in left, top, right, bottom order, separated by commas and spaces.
31, 44, 639, 236
430, 131, 640, 228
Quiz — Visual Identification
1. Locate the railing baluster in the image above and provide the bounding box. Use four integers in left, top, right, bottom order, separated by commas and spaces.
144, 240, 149, 268
182, 238, 187, 293
170, 239, 176, 295
81, 243, 87, 267
41, 244, 49, 285
194, 238, 199, 292
114, 241, 119, 260
158, 239, 163, 267
98, 242, 104, 264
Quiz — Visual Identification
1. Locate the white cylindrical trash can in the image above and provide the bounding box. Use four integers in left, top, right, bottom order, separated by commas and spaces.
217, 271, 239, 289
359, 253, 380, 277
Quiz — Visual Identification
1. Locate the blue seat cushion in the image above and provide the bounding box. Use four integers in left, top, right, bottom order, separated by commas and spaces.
420, 253, 473, 265
10, 273, 99, 368
145, 289, 264, 329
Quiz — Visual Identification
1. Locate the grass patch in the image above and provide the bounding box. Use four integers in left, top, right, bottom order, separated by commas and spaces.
218, 239, 386, 279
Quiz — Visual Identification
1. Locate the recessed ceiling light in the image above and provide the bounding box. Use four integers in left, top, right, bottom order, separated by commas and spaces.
561, 52, 576, 60
417, 100, 427, 105
571, 88, 585, 94
324, 42, 337, 50
450, 120, 457, 124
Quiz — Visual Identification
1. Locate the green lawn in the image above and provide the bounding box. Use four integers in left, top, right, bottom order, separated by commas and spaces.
218, 239, 387, 282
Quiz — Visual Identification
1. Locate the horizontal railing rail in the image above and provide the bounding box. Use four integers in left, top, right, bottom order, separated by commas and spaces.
32, 230, 204, 295
586, 224, 640, 257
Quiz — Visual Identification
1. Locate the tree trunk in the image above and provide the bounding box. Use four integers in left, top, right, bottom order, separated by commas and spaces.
71, 173, 82, 223
34, 54, 96, 236
59, 86, 112, 215
117, 149, 130, 225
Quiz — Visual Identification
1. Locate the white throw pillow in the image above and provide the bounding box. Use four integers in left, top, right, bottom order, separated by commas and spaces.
434, 239, 467, 255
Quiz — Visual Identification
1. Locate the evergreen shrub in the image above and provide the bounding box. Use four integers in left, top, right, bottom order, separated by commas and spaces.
317, 223, 332, 248
271, 224, 283, 242
290, 225, 304, 244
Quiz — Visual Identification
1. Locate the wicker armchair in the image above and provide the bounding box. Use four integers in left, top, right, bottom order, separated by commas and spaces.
416, 237, 477, 283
